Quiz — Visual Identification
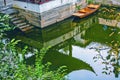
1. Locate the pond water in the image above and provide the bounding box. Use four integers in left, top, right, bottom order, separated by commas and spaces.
7, 6, 120, 80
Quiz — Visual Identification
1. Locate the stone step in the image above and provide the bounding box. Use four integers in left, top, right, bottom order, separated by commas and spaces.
21, 26, 33, 32
13, 20, 23, 24
9, 15, 16, 19
11, 17, 19, 21
9, 14, 17, 19
19, 24, 30, 29
0, 7, 9, 11
1, 8, 18, 15
17, 22, 27, 27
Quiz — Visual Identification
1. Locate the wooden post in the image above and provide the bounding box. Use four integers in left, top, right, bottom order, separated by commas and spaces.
4, 0, 6, 6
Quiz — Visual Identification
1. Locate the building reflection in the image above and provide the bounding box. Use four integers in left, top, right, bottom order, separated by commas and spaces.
8, 12, 120, 78
8, 15, 97, 75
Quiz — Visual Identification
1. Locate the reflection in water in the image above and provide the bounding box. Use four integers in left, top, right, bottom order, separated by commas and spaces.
7, 7, 120, 80
67, 44, 120, 80
43, 50, 95, 74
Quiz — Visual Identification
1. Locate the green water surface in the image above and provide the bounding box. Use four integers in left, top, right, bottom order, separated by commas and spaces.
7, 6, 120, 80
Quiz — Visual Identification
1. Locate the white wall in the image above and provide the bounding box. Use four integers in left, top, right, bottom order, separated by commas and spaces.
13, 0, 81, 13
13, 1, 40, 13
39, 0, 61, 13
39, 0, 82, 13
0, 0, 13, 6
6, 0, 14, 5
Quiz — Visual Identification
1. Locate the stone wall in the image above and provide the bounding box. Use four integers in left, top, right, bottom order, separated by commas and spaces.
16, 3, 76, 28
40, 3, 74, 28
14, 0, 86, 28
40, 0, 86, 28
16, 3, 74, 28
16, 9, 41, 27
95, 0, 120, 6
98, 18, 120, 28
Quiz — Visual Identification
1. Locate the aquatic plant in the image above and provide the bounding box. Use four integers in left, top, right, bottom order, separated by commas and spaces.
98, 7, 120, 20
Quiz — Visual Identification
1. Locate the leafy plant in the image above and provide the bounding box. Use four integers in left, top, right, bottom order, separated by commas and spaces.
0, 14, 15, 33
86, 0, 95, 4
76, 5, 81, 11
0, 14, 67, 80
98, 7, 120, 20
0, 41, 67, 80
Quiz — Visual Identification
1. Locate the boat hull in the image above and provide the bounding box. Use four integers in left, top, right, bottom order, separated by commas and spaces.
73, 4, 101, 18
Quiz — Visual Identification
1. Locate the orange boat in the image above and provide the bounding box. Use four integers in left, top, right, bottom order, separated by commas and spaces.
73, 4, 101, 18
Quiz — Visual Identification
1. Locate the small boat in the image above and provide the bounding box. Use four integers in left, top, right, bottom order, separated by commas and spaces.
73, 4, 101, 18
